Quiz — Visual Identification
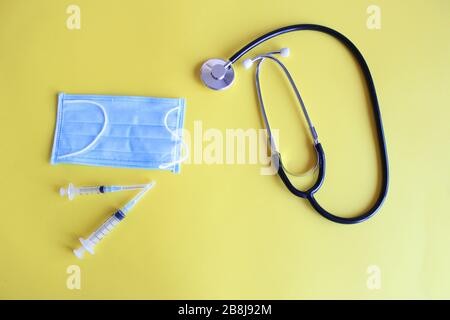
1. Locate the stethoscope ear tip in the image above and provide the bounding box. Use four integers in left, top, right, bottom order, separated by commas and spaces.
242, 48, 291, 71
280, 47, 290, 57
242, 58, 253, 70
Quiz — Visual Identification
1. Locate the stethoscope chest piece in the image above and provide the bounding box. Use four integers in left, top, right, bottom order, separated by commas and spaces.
200, 59, 235, 90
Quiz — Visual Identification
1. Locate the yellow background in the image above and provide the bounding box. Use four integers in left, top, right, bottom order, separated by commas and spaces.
0, 0, 449, 299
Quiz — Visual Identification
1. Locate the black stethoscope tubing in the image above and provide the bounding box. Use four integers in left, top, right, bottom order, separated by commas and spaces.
229, 24, 389, 224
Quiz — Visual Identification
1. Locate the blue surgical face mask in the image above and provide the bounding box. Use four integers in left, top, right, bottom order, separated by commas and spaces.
51, 93, 187, 173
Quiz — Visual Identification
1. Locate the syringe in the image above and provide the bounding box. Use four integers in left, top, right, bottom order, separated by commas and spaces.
60, 183, 149, 200
73, 182, 155, 259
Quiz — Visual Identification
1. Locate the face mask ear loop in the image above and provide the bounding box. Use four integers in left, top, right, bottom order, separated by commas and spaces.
158, 106, 189, 170
58, 100, 109, 159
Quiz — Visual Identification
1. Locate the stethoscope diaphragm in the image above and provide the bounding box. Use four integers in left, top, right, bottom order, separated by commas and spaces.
200, 59, 235, 90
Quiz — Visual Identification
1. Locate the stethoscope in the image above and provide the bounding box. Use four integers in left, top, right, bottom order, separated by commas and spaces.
200, 24, 389, 224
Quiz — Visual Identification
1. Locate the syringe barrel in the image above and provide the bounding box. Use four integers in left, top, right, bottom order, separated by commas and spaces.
87, 210, 125, 245
78, 186, 102, 195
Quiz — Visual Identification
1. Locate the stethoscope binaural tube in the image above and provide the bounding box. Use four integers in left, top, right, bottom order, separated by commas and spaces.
200, 24, 389, 224
253, 54, 320, 179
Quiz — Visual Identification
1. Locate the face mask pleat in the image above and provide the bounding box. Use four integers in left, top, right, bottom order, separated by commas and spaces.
96, 101, 180, 128
63, 103, 105, 123
59, 134, 177, 153
107, 124, 177, 139
62, 146, 175, 164
62, 99, 180, 127
61, 122, 104, 136
60, 123, 175, 140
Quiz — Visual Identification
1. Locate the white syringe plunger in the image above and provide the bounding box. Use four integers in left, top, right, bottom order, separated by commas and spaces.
60, 183, 78, 200
73, 238, 95, 259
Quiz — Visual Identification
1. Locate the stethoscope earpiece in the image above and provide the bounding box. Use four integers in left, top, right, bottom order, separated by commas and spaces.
242, 47, 290, 70
279, 47, 290, 57
242, 58, 253, 69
